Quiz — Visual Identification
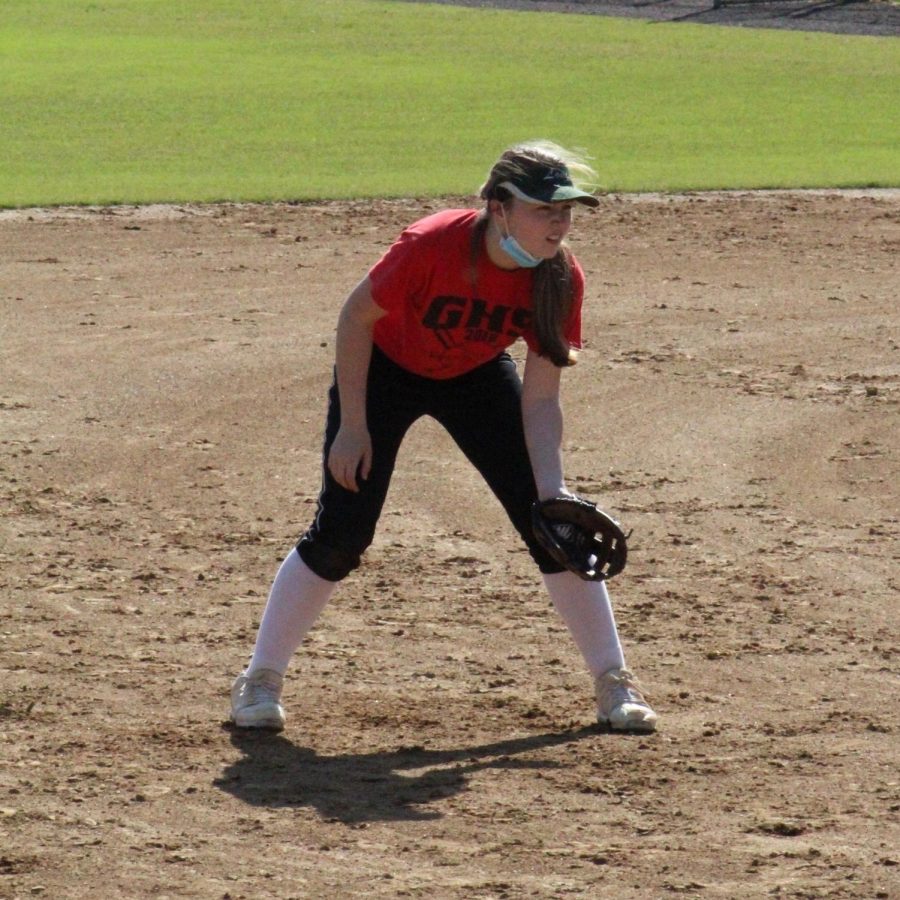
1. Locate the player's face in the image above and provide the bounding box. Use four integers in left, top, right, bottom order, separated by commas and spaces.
504, 198, 574, 260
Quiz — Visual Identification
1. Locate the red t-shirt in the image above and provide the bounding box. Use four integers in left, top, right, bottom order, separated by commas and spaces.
369, 209, 583, 379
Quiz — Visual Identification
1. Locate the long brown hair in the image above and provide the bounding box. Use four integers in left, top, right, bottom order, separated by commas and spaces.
476, 141, 597, 367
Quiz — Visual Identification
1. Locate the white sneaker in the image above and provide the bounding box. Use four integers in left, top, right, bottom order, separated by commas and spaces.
230, 668, 285, 731
595, 667, 658, 733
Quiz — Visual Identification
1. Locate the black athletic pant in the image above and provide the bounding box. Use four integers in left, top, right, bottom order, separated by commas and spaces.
296, 345, 563, 581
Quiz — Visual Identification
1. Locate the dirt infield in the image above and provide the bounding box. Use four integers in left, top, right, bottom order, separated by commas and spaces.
1, 190, 898, 899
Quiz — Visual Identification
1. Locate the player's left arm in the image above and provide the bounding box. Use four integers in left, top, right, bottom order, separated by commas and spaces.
521, 348, 570, 501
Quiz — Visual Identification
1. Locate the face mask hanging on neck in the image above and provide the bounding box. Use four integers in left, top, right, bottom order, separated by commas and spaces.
498, 207, 542, 268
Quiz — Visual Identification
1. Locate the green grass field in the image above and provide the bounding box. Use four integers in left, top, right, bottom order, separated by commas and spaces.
1, 0, 898, 207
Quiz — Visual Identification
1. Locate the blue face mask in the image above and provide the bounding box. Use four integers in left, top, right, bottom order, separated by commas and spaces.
498, 208, 542, 268
499, 233, 542, 268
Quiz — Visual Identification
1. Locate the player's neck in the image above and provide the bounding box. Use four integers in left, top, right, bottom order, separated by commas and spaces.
484, 218, 521, 271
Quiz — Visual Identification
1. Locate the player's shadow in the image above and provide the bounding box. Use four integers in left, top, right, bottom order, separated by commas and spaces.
216, 724, 600, 823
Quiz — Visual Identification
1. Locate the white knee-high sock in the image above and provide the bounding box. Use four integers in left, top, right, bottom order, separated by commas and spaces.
542, 571, 626, 678
245, 550, 337, 677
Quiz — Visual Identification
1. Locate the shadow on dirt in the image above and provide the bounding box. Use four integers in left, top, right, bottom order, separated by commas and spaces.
216, 724, 601, 822
407, 0, 900, 37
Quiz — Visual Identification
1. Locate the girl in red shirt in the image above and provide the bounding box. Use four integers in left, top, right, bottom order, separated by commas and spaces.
231, 141, 657, 735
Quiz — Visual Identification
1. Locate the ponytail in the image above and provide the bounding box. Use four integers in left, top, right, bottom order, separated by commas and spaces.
533, 247, 577, 367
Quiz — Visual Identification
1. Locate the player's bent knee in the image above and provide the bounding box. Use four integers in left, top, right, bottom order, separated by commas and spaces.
296, 538, 361, 582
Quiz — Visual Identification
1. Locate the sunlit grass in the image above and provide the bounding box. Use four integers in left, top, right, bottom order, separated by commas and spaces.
1, 0, 897, 206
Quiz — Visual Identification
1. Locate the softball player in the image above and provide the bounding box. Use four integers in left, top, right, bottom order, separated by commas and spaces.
230, 141, 657, 734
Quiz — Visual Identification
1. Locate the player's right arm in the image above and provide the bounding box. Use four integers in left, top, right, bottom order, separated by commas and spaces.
328, 277, 386, 492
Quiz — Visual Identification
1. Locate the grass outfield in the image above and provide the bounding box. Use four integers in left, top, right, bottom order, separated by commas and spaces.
1, 0, 898, 207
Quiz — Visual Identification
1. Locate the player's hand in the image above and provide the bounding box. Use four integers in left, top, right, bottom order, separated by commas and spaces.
327, 425, 372, 492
